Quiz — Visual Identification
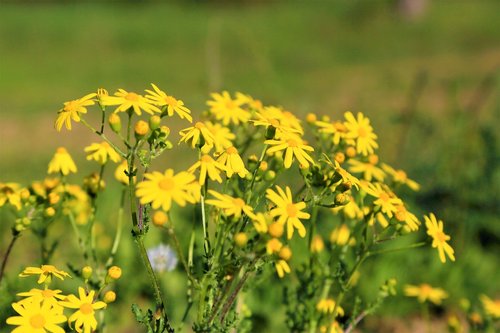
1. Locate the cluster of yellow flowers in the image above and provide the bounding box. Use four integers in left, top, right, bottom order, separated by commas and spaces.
6, 264, 120, 332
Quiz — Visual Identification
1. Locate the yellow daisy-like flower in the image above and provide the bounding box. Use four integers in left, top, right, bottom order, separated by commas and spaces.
114, 160, 134, 185
188, 155, 227, 185
236, 92, 263, 112
343, 111, 378, 156
404, 283, 448, 305
425, 213, 455, 263
47, 147, 77, 176
381, 163, 420, 191
205, 190, 254, 219
136, 169, 196, 212
394, 204, 420, 231
17, 288, 66, 310
55, 93, 96, 131
216, 146, 249, 178
207, 91, 250, 126
19, 265, 71, 284
145, 83, 192, 122
204, 122, 235, 152
252, 107, 301, 137
63, 185, 92, 225
275, 259, 291, 278
266, 185, 310, 239
265, 134, 315, 169
316, 298, 344, 316
280, 110, 304, 134
0, 182, 22, 210
329, 160, 361, 189
7, 300, 67, 333
249, 212, 269, 234
60, 287, 107, 333
320, 321, 343, 333
347, 157, 385, 182
363, 183, 402, 218
480, 294, 500, 318
330, 224, 351, 246
314, 120, 348, 145
331, 194, 365, 220
179, 122, 216, 149
84, 142, 121, 165
101, 89, 161, 116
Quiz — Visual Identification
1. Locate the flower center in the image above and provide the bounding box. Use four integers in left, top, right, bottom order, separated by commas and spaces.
379, 192, 390, 202
420, 284, 432, 296
368, 154, 379, 165
225, 100, 236, 109
396, 170, 407, 181
80, 303, 94, 315
286, 203, 298, 217
226, 146, 237, 155
287, 139, 299, 148
201, 155, 213, 163
41, 265, 56, 273
125, 92, 139, 101
195, 122, 205, 129
164, 96, 178, 106
435, 231, 447, 243
30, 314, 46, 329
64, 100, 78, 112
358, 126, 368, 137
159, 178, 175, 191
232, 198, 245, 208
42, 289, 55, 298
56, 147, 67, 154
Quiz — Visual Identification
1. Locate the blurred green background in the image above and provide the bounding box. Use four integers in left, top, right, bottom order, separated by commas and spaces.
1, 0, 499, 332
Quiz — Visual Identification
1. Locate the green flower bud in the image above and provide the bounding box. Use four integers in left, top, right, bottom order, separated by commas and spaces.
108, 113, 122, 133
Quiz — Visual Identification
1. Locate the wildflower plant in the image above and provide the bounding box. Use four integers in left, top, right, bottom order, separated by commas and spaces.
1, 84, 494, 332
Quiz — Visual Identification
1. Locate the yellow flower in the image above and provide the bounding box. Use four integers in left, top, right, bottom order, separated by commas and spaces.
310, 235, 325, 253
136, 169, 196, 212
17, 288, 66, 310
7, 300, 67, 333
145, 83, 192, 122
188, 155, 227, 185
101, 89, 161, 116
63, 185, 92, 225
382, 163, 420, 191
207, 91, 250, 125
275, 259, 291, 278
480, 294, 500, 318
321, 321, 344, 333
329, 160, 361, 189
330, 224, 351, 246
179, 122, 216, 149
252, 106, 301, 137
265, 134, 315, 169
249, 212, 269, 234
84, 142, 121, 165
404, 283, 448, 305
343, 111, 378, 156
314, 120, 347, 145
347, 157, 385, 182
55, 93, 96, 131
394, 204, 420, 231
19, 265, 71, 284
236, 92, 263, 111
266, 185, 310, 239
47, 147, 77, 175
114, 160, 134, 185
0, 182, 22, 210
425, 213, 455, 263
60, 287, 107, 333
204, 122, 235, 152
216, 146, 249, 178
316, 298, 344, 316
205, 190, 254, 219
266, 238, 283, 254
331, 194, 365, 220
363, 183, 402, 218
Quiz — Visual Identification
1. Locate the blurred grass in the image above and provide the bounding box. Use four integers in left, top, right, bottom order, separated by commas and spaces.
0, 1, 499, 332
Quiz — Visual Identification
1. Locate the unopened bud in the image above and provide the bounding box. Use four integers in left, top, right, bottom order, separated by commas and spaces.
306, 113, 317, 123
345, 146, 356, 158
82, 266, 93, 279
310, 235, 325, 253
268, 222, 284, 238
107, 266, 122, 281
44, 207, 56, 217
104, 290, 116, 303
149, 115, 161, 130
108, 113, 122, 133
134, 121, 149, 139
263, 170, 276, 182
48, 192, 60, 205
279, 246, 292, 261
234, 232, 248, 247
152, 211, 168, 227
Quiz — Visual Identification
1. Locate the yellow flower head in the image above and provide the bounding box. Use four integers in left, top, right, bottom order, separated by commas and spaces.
207, 91, 250, 125
404, 283, 448, 305
84, 141, 121, 165
60, 287, 107, 333
216, 146, 249, 178
179, 122, 216, 149
17, 288, 66, 309
316, 298, 344, 316
136, 169, 196, 212
0, 182, 22, 210
382, 163, 420, 191
55, 93, 96, 131
347, 158, 385, 182
188, 155, 227, 185
101, 89, 161, 116
314, 120, 347, 145
48, 147, 77, 176
7, 300, 67, 333
266, 185, 310, 239
252, 106, 301, 137
394, 204, 420, 231
205, 190, 254, 219
330, 224, 351, 246
343, 111, 378, 156
114, 160, 134, 185
480, 294, 500, 318
145, 83, 192, 122
19, 265, 71, 284
310, 235, 325, 253
204, 121, 235, 152
363, 183, 402, 218
249, 212, 270, 234
265, 134, 315, 169
275, 259, 291, 278
425, 213, 455, 263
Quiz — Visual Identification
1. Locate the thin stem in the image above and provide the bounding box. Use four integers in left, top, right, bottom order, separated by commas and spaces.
68, 211, 88, 263
166, 213, 197, 285
0, 231, 20, 285
245, 145, 268, 201
344, 310, 368, 333
105, 188, 126, 267
368, 242, 427, 257
80, 118, 126, 158
218, 262, 254, 324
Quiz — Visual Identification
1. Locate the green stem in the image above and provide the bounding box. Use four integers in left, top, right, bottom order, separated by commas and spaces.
0, 231, 20, 285
166, 213, 197, 285
68, 211, 88, 263
80, 118, 126, 158
105, 188, 126, 267
368, 242, 427, 257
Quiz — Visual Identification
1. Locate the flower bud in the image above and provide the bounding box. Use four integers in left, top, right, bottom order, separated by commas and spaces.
20, 189, 31, 201
263, 170, 276, 182
310, 235, 324, 253
334, 152, 345, 164
234, 232, 248, 247
268, 222, 284, 238
134, 120, 150, 139
149, 115, 161, 130
107, 266, 122, 281
108, 113, 122, 133
104, 291, 116, 303
306, 113, 317, 124
44, 207, 56, 217
334, 193, 348, 205
48, 192, 60, 205
152, 211, 168, 227
82, 266, 93, 279
160, 125, 170, 137
259, 161, 268, 172
345, 146, 356, 158
279, 246, 292, 261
